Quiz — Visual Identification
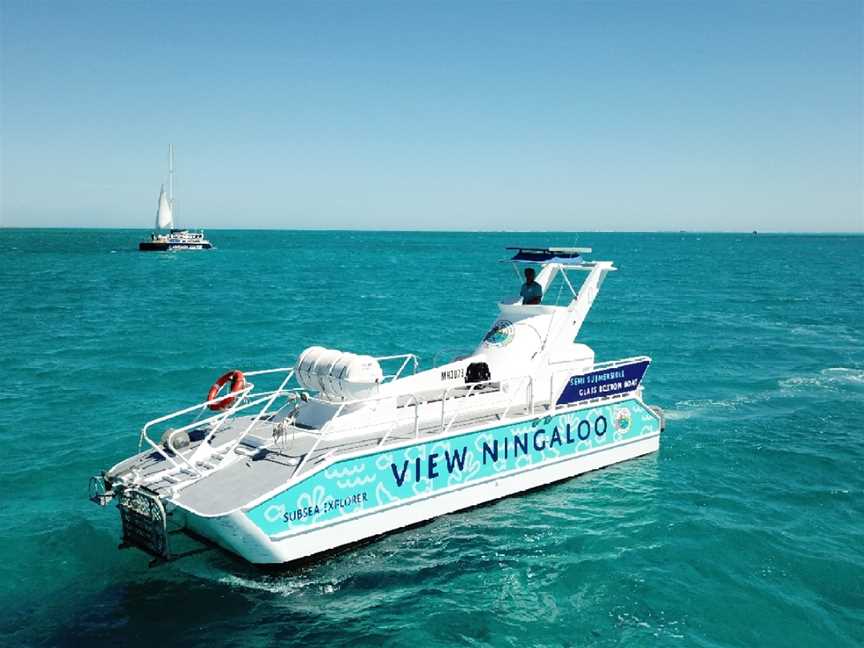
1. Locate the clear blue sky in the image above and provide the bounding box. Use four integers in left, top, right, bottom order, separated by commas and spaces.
1, 1, 861, 231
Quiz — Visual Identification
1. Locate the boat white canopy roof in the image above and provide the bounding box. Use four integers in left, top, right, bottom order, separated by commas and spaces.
505, 246, 593, 266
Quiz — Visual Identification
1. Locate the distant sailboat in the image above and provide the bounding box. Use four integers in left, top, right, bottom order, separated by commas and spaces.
139, 145, 212, 251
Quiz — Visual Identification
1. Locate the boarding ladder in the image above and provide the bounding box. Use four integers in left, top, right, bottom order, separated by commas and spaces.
118, 488, 171, 562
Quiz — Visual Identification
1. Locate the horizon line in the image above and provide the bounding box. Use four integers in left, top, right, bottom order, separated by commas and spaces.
0, 225, 862, 236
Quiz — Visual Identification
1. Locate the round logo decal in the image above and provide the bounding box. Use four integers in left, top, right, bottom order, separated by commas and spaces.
614, 407, 632, 432
483, 320, 514, 347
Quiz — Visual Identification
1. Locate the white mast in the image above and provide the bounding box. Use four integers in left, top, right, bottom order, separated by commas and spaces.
168, 144, 175, 228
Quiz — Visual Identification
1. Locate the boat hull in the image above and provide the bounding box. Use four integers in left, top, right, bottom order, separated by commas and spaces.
179, 396, 662, 564
139, 241, 212, 251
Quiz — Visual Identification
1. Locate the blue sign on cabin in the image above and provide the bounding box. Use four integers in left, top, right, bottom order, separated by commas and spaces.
557, 359, 650, 406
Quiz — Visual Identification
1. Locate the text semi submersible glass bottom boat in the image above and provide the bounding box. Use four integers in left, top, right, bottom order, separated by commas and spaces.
89, 247, 665, 565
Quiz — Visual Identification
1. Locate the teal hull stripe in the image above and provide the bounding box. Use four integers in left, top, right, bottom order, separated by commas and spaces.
246, 397, 659, 536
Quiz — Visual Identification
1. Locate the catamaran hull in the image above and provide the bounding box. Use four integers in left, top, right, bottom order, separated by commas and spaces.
181, 422, 660, 565
139, 242, 212, 251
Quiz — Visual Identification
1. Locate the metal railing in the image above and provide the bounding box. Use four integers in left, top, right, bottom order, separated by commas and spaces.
127, 353, 647, 492
128, 354, 415, 489
289, 373, 536, 483
441, 375, 535, 434
136, 367, 298, 479
378, 394, 420, 446
214, 368, 299, 460
378, 353, 420, 382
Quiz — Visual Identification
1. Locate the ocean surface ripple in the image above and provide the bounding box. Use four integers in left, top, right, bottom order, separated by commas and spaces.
0, 230, 861, 647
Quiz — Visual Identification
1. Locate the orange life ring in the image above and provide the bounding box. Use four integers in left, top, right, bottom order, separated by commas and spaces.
206, 370, 246, 411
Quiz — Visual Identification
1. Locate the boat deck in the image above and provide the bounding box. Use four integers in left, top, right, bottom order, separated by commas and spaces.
173, 404, 523, 516
106, 382, 556, 517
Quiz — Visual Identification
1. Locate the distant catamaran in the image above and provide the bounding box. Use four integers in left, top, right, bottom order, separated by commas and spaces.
139, 145, 212, 251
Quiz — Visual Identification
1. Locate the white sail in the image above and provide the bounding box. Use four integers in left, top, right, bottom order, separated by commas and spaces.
156, 185, 173, 229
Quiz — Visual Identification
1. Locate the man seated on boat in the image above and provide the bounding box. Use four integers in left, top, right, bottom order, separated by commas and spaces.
520, 268, 543, 305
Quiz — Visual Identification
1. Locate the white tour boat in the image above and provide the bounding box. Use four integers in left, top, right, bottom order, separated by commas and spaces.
139, 145, 212, 251
90, 246, 665, 565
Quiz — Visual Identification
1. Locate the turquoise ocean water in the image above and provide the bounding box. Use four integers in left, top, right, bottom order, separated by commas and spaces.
0, 229, 862, 647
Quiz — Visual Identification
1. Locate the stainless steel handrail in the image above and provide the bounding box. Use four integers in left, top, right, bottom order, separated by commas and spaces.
377, 353, 419, 383
378, 394, 420, 446
138, 384, 257, 478
199, 370, 298, 461
137, 368, 299, 478
290, 401, 348, 478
